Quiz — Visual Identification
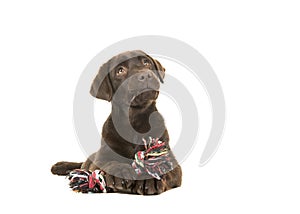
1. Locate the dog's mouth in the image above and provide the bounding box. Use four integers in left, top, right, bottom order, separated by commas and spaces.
139, 87, 158, 94
130, 88, 159, 107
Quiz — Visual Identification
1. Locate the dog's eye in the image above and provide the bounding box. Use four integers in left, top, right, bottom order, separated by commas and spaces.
116, 67, 127, 76
142, 58, 151, 67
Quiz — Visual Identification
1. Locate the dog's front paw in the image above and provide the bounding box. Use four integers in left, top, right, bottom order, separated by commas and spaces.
100, 162, 169, 194
102, 162, 137, 192
132, 177, 168, 195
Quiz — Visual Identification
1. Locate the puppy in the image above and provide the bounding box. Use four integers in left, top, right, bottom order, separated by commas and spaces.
51, 50, 182, 195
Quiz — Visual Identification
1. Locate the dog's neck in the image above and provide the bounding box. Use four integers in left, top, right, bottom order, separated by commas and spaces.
111, 101, 157, 122
110, 100, 165, 145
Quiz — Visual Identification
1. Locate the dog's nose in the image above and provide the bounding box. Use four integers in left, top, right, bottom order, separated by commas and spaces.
138, 70, 153, 82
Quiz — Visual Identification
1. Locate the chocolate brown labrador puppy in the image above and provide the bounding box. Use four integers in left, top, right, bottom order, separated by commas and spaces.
51, 50, 182, 195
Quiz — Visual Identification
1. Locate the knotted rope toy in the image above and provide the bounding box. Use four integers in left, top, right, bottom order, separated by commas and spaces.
67, 137, 173, 193
68, 169, 107, 193
132, 137, 173, 180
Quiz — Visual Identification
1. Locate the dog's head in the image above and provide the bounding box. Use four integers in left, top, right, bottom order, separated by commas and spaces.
90, 50, 165, 107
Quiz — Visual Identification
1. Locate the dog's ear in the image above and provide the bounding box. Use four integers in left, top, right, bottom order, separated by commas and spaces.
90, 63, 113, 101
152, 58, 166, 83
144, 53, 166, 83
153, 59, 165, 78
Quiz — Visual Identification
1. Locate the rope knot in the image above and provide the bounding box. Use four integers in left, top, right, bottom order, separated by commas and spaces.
132, 137, 173, 180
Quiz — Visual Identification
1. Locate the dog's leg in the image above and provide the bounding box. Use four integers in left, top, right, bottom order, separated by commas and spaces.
52, 152, 97, 175
51, 161, 83, 176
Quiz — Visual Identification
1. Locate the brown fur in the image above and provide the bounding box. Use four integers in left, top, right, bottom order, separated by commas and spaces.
51, 50, 182, 195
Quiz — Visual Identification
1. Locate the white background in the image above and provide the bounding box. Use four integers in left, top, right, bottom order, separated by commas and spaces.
1, 0, 299, 213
